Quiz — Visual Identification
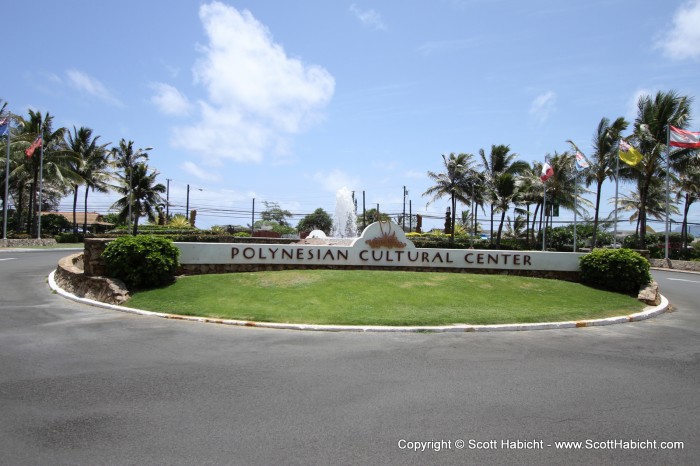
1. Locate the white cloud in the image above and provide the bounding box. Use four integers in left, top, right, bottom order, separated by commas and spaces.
151, 82, 192, 116
657, 0, 700, 61
170, 2, 334, 163
310, 169, 360, 193
182, 161, 222, 182
66, 69, 123, 107
529, 91, 556, 123
349, 4, 387, 30
626, 88, 651, 123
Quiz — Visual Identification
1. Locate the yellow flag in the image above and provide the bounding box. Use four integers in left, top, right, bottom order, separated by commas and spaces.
619, 140, 642, 166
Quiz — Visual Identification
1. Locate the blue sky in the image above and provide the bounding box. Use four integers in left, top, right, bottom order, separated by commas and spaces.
3, 0, 700, 231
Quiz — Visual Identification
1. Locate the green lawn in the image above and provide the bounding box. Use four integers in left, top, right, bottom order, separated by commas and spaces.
125, 270, 647, 326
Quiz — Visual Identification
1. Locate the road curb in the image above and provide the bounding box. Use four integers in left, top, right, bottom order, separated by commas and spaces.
48, 271, 670, 333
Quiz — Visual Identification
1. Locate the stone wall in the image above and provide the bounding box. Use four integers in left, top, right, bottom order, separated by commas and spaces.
649, 258, 700, 272
178, 262, 581, 281
83, 238, 112, 276
0, 238, 57, 248
82, 237, 700, 280
54, 253, 129, 304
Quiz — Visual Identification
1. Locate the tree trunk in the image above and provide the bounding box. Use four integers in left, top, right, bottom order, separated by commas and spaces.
450, 195, 456, 243
681, 194, 691, 258
532, 202, 541, 247
638, 178, 648, 249
496, 209, 507, 248
592, 181, 603, 247
525, 204, 530, 247
28, 173, 37, 236
83, 187, 90, 234
15, 183, 25, 234
72, 185, 79, 234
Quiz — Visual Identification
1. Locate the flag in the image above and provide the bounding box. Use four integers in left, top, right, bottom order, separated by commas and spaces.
619, 140, 642, 166
540, 161, 554, 182
669, 126, 700, 149
0, 117, 8, 137
574, 151, 589, 170
25, 136, 42, 158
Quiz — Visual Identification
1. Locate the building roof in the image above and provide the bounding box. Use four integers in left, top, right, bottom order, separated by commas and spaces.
41, 211, 113, 226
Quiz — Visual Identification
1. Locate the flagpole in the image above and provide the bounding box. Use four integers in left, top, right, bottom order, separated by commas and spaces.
573, 168, 577, 253
614, 144, 619, 248
3, 112, 11, 240
665, 125, 670, 261
542, 181, 546, 251
37, 117, 44, 239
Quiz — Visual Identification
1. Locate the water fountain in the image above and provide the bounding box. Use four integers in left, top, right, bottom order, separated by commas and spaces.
332, 187, 358, 238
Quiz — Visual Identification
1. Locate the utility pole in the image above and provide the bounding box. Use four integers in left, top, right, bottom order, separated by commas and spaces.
251, 198, 255, 235
186, 184, 190, 220
362, 191, 366, 229
402, 186, 406, 231
166, 178, 171, 219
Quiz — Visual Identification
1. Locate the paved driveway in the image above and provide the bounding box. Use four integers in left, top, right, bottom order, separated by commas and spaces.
1, 251, 697, 465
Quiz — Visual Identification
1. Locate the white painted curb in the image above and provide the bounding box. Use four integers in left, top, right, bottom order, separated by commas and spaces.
48, 271, 669, 333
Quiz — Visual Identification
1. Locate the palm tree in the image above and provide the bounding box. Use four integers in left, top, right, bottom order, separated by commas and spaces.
612, 178, 679, 236
503, 215, 527, 241
492, 172, 518, 247
630, 90, 692, 248
423, 153, 474, 243
546, 151, 591, 225
478, 145, 529, 242
517, 161, 546, 247
80, 139, 111, 234
111, 162, 165, 234
568, 116, 628, 246
111, 139, 150, 231
460, 170, 486, 236
674, 160, 700, 254
14, 110, 79, 236
65, 127, 110, 233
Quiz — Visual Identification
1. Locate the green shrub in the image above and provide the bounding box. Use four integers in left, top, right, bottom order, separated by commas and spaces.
546, 226, 585, 252
692, 241, 700, 259
55, 232, 83, 243
102, 235, 180, 290
579, 248, 651, 294
41, 213, 72, 235
209, 225, 227, 235
622, 232, 693, 259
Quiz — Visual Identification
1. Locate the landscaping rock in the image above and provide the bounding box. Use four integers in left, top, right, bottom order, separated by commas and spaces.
637, 281, 660, 306
54, 253, 130, 305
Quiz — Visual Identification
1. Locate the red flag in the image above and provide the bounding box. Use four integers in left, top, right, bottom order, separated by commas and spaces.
669, 126, 700, 149
574, 151, 589, 170
540, 161, 554, 182
25, 136, 42, 158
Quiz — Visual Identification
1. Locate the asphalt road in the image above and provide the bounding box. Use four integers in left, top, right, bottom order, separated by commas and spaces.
0, 250, 698, 465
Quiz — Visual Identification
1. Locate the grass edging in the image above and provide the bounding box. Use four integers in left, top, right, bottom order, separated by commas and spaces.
125, 270, 645, 326
48, 271, 669, 333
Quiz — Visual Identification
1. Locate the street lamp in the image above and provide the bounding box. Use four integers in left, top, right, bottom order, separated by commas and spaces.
126, 146, 152, 234
186, 184, 203, 221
